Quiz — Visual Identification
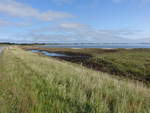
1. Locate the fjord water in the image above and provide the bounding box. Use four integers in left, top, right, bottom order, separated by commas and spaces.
41, 43, 150, 48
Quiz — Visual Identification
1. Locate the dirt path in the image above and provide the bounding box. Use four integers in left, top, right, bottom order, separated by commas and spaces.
0, 47, 5, 54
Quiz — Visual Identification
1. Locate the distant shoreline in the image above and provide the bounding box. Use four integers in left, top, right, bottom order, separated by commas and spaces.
1, 42, 150, 45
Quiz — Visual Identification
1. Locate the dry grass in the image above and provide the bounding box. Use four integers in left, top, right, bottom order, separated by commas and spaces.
0, 47, 150, 113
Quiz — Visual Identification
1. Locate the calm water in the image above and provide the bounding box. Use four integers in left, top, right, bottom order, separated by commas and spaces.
30, 43, 150, 57
30, 50, 68, 57
41, 43, 150, 48
30, 49, 89, 57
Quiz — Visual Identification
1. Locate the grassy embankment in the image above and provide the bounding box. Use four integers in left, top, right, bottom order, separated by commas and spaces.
0, 47, 150, 113
24, 47, 150, 83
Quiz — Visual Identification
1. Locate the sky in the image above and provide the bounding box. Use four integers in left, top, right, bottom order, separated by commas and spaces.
0, 0, 150, 43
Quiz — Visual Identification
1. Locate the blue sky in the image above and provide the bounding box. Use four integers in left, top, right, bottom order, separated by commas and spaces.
0, 0, 150, 43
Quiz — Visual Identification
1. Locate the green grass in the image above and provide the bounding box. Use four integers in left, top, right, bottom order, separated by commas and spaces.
0, 47, 150, 113
24, 47, 150, 82
89, 49, 150, 82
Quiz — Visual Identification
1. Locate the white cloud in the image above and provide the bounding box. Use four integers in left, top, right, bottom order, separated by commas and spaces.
51, 0, 74, 5
112, 0, 126, 3
0, 19, 12, 26
58, 22, 90, 31
0, 19, 31, 27
53, 22, 140, 37
31, 22, 91, 33
0, 0, 74, 21
21, 22, 141, 43
112, 0, 150, 3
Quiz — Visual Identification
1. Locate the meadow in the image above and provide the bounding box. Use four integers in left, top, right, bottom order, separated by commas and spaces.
24, 47, 150, 83
0, 47, 150, 113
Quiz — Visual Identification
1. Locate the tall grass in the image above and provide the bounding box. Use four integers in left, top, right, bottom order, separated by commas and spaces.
23, 47, 150, 82
89, 49, 150, 82
0, 47, 150, 113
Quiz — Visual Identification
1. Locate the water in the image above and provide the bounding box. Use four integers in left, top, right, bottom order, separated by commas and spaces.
41, 43, 150, 48
30, 43, 150, 57
30, 49, 89, 57
30, 50, 68, 57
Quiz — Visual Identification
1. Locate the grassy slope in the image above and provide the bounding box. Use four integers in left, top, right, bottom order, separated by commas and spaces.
0, 47, 150, 113
24, 47, 150, 82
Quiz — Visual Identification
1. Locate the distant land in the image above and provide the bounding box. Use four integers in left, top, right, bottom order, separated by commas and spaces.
1, 42, 150, 45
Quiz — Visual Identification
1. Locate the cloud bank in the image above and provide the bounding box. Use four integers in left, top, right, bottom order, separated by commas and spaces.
112, 0, 150, 3
15, 22, 141, 43
0, 0, 74, 21
0, 0, 149, 43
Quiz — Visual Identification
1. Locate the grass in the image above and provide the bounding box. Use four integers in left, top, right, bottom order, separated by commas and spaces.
89, 49, 150, 82
0, 47, 150, 113
24, 47, 150, 82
